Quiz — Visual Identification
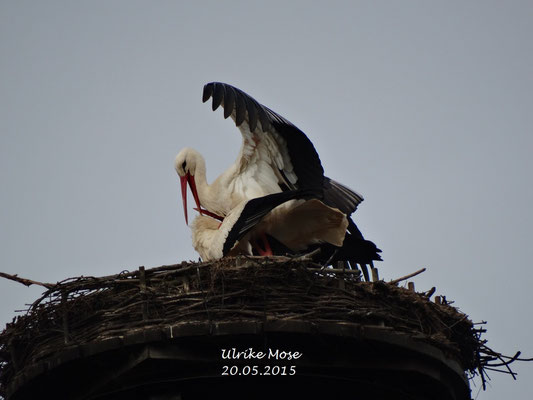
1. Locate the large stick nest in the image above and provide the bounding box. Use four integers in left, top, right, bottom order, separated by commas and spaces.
0, 258, 522, 396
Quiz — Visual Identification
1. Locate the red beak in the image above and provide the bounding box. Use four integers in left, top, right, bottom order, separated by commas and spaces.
180, 172, 203, 225
188, 174, 202, 217
180, 175, 189, 225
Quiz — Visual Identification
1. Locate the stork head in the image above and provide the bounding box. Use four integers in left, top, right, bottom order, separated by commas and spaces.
174, 147, 203, 225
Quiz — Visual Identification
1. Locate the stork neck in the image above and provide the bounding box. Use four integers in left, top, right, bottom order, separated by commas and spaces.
191, 160, 218, 214
192, 160, 208, 200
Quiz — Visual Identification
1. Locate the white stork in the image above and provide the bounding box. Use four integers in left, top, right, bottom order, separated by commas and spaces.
175, 82, 381, 278
190, 189, 349, 261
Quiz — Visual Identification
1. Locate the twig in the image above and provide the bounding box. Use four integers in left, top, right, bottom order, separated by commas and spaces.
308, 267, 361, 274
389, 268, 427, 285
0, 271, 54, 289
61, 291, 70, 344
424, 287, 436, 299
294, 248, 322, 262
371, 267, 380, 282
139, 266, 148, 320
320, 249, 339, 270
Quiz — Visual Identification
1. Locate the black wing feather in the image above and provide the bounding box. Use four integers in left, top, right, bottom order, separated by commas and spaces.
222, 188, 320, 256
212, 83, 224, 111
245, 96, 259, 132
311, 235, 382, 265
202, 84, 213, 103
223, 86, 236, 119
323, 177, 364, 216
234, 91, 246, 126
203, 82, 324, 190
258, 105, 271, 132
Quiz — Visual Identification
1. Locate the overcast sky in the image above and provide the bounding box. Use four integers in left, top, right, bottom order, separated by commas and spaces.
1, 1, 532, 398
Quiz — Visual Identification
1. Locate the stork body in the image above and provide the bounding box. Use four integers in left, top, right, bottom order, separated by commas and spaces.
190, 191, 348, 261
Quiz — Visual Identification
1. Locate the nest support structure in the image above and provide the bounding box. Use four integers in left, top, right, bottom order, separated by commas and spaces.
0, 257, 516, 400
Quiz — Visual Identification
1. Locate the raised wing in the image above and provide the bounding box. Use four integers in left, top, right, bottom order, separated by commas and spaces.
203, 82, 324, 192
203, 82, 365, 216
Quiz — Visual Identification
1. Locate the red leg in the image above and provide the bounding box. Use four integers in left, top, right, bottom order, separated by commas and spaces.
252, 233, 273, 256
261, 233, 273, 256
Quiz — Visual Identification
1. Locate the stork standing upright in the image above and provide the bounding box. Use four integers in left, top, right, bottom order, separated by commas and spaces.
175, 82, 381, 278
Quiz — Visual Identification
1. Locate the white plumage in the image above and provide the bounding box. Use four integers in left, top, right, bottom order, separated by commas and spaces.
174, 118, 296, 221
190, 199, 348, 261
174, 82, 381, 275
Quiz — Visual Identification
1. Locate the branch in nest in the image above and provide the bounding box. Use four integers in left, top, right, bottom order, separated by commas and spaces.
293, 248, 322, 262
265, 248, 322, 264
0, 272, 54, 289
389, 268, 427, 285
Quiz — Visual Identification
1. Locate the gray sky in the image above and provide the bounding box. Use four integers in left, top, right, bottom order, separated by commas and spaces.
1, 1, 531, 398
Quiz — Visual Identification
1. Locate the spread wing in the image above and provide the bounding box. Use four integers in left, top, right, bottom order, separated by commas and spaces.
203, 82, 324, 192
202, 82, 373, 276
203, 82, 364, 214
